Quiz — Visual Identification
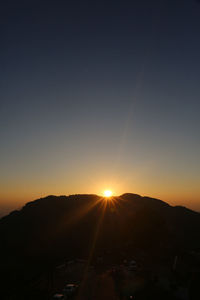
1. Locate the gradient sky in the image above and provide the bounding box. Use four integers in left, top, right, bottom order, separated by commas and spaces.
1, 0, 200, 214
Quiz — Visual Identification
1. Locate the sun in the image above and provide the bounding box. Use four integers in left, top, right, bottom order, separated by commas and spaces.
103, 190, 113, 198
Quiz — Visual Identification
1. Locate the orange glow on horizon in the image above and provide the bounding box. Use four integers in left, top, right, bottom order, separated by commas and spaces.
103, 190, 113, 198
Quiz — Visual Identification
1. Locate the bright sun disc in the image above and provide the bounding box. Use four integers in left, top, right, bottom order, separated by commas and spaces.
103, 190, 113, 197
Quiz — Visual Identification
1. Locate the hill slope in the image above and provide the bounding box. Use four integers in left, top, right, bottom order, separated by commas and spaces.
1, 193, 200, 260
0, 193, 200, 297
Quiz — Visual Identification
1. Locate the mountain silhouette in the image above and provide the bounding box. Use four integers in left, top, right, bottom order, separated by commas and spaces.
1, 193, 200, 259
0, 193, 200, 298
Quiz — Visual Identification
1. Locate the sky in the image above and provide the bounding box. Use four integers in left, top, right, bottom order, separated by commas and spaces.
1, 0, 200, 215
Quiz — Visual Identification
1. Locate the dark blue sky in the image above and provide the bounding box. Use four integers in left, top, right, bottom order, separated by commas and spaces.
1, 0, 200, 211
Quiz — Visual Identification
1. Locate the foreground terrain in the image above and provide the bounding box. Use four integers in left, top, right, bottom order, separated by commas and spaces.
0, 193, 200, 299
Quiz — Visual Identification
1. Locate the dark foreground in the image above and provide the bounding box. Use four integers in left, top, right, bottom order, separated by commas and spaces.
3, 250, 200, 300
1, 194, 200, 299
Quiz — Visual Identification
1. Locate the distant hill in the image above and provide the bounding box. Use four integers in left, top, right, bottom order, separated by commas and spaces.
1, 194, 200, 256
1, 193, 200, 258
0, 193, 200, 298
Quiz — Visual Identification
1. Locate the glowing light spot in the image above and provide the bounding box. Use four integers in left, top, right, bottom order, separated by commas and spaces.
103, 190, 113, 198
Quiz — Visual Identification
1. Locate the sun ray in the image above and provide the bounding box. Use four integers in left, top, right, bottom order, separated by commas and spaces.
48, 196, 102, 241
77, 197, 107, 298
